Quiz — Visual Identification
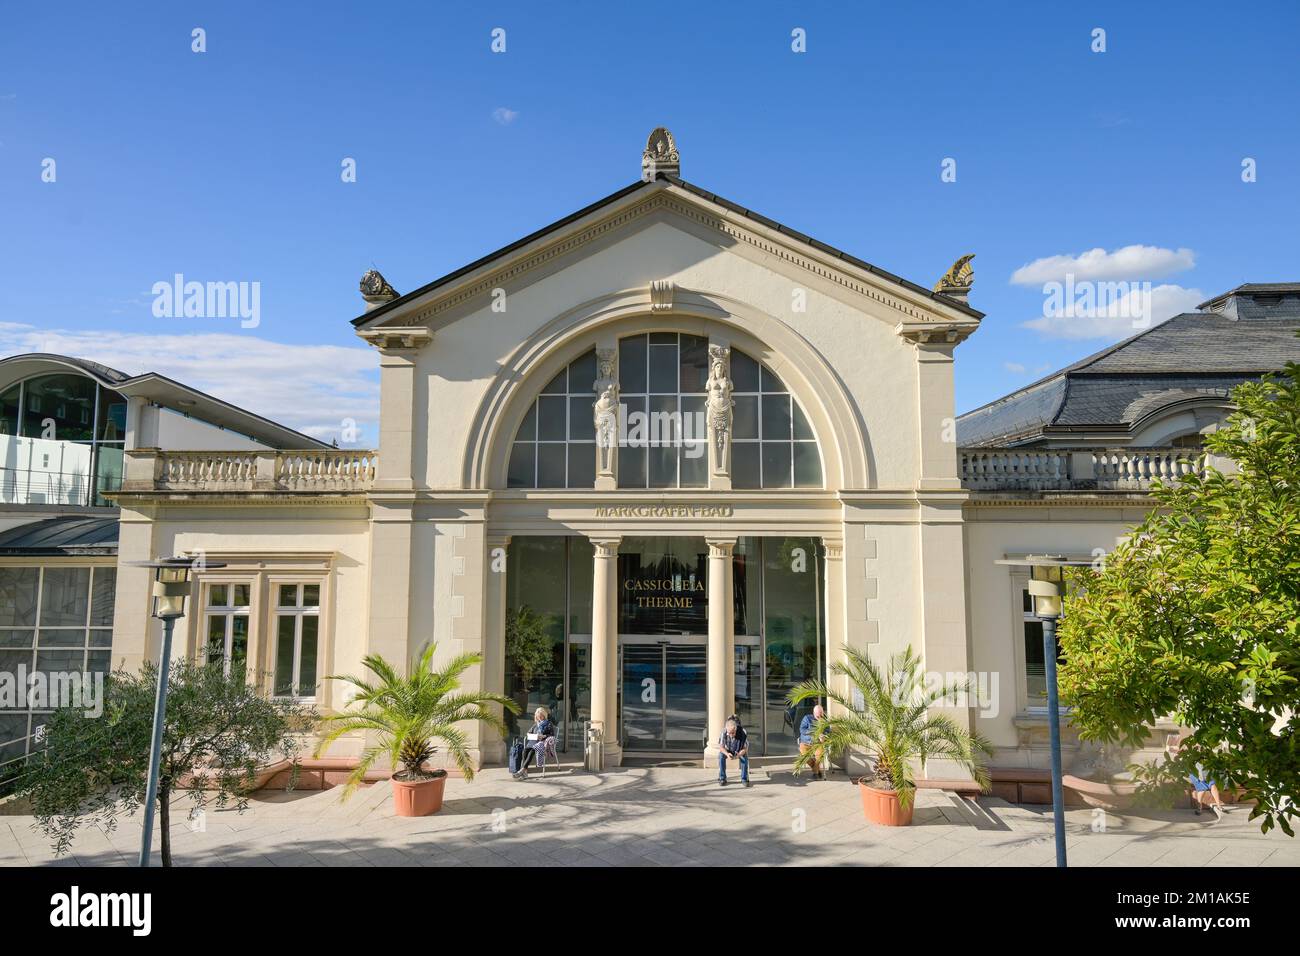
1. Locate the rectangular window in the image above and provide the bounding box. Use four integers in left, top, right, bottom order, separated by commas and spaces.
272, 583, 321, 699
1020, 585, 1062, 708
202, 582, 251, 676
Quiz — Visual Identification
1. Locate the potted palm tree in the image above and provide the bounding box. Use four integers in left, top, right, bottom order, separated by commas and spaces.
316, 643, 520, 816
790, 645, 993, 826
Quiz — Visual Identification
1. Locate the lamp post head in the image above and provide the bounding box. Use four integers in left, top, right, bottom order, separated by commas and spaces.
994, 554, 1090, 620
126, 555, 227, 621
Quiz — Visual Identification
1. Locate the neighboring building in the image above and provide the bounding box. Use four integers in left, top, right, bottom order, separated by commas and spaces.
19, 131, 1300, 788
0, 354, 328, 766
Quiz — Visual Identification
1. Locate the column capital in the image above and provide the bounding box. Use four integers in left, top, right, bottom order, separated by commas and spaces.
822, 537, 845, 561
485, 532, 512, 549
706, 537, 736, 557
589, 535, 621, 558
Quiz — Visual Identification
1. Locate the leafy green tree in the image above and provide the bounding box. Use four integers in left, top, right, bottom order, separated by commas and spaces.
789, 645, 993, 807
1058, 363, 1300, 835
17, 660, 314, 865
316, 643, 518, 793
505, 605, 554, 698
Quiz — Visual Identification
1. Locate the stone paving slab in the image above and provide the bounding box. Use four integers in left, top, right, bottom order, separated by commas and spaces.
3, 765, 1297, 867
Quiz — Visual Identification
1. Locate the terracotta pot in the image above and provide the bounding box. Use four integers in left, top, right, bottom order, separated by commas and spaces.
858, 778, 913, 826
390, 772, 447, 817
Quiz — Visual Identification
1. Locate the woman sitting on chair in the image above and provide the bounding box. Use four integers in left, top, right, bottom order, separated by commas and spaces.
513, 707, 556, 780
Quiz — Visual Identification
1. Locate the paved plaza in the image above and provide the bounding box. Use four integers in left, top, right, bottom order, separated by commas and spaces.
3, 763, 1296, 867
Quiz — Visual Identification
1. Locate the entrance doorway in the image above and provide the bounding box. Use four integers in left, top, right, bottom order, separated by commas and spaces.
620, 638, 706, 752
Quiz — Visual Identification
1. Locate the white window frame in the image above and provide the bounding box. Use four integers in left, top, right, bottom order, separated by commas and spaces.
271, 581, 321, 700
201, 581, 252, 678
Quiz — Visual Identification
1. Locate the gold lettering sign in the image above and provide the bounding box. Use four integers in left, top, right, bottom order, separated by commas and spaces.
624, 575, 705, 609
594, 504, 734, 519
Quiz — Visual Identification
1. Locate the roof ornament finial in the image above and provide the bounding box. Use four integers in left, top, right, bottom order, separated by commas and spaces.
933, 254, 975, 303
359, 269, 399, 312
641, 127, 680, 182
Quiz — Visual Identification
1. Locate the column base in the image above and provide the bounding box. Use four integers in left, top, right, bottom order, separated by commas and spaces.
601, 743, 623, 768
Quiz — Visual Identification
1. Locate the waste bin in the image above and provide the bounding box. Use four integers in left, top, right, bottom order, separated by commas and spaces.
584, 721, 604, 772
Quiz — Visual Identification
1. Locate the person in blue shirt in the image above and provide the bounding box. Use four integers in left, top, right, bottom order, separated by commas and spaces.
717, 718, 750, 787
798, 704, 827, 780
513, 707, 556, 780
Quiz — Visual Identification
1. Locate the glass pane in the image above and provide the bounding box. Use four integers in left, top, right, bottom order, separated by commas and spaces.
792, 401, 814, 441
649, 395, 679, 446
679, 441, 707, 487
619, 335, 647, 394
39, 568, 90, 626
37, 628, 83, 648
274, 617, 296, 696
764, 537, 824, 755
536, 395, 567, 442
680, 394, 705, 444
566, 442, 595, 489
567, 537, 594, 635
731, 442, 760, 490
86, 650, 111, 678
0, 651, 34, 707
278, 584, 297, 608
568, 350, 597, 394
618, 445, 646, 489
648, 443, 677, 488
0, 385, 20, 437
793, 442, 822, 488
505, 537, 566, 739
508, 443, 535, 488
89, 628, 112, 648
541, 369, 567, 395
297, 617, 318, 697
231, 615, 249, 668
36, 648, 84, 677
0, 568, 39, 626
22, 375, 97, 441
760, 365, 786, 393
648, 343, 678, 394
537, 443, 567, 487
302, 584, 320, 607
733, 643, 763, 755
761, 394, 791, 440
94, 444, 124, 503
732, 537, 761, 636
568, 396, 590, 441
208, 584, 228, 607
649, 332, 678, 345
731, 350, 760, 392
1024, 620, 1046, 701
679, 335, 708, 392
232, 584, 251, 606
761, 442, 792, 489
619, 537, 708, 635
0, 629, 34, 647
515, 402, 536, 442
206, 616, 226, 665
99, 393, 128, 442
733, 395, 758, 440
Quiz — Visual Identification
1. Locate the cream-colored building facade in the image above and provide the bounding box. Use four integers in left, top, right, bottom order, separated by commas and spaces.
104, 130, 1294, 782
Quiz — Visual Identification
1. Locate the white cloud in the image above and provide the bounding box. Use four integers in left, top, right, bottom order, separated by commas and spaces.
1021, 283, 1205, 341
1010, 245, 1196, 286
492, 107, 519, 125
0, 323, 379, 446
1003, 361, 1026, 374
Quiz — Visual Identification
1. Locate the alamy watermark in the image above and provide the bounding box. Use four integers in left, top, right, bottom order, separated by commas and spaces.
0, 665, 103, 717
152, 273, 260, 328
1042, 274, 1154, 330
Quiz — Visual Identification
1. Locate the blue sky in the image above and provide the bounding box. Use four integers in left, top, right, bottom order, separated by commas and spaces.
2, 1, 1297, 443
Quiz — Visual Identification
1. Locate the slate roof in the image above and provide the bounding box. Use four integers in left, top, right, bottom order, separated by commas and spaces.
0, 516, 118, 555
352, 174, 983, 327
957, 293, 1300, 447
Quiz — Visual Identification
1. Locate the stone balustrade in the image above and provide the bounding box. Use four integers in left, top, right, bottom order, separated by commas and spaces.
958, 447, 1210, 492
120, 449, 378, 493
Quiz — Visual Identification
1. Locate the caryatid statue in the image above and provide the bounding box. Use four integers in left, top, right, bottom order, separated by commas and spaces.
593, 348, 619, 480
705, 344, 734, 477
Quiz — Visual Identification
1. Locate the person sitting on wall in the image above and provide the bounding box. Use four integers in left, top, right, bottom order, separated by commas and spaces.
513, 707, 556, 780
1188, 764, 1234, 820
798, 704, 827, 780
717, 717, 750, 788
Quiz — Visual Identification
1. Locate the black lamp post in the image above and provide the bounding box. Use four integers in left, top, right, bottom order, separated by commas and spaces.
997, 554, 1085, 869
127, 555, 224, 867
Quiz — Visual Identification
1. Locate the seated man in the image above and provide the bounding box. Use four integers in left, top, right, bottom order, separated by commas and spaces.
1188, 765, 1233, 820
798, 704, 827, 780
513, 706, 556, 780
717, 718, 750, 788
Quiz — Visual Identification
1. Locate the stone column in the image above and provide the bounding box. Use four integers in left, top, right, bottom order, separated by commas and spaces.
704, 537, 736, 766
589, 536, 622, 767
822, 537, 846, 719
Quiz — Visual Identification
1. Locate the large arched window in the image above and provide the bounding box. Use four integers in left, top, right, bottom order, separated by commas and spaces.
0, 373, 128, 506
504, 337, 823, 490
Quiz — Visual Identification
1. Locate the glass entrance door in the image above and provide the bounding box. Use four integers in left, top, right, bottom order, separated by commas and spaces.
620, 639, 707, 752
